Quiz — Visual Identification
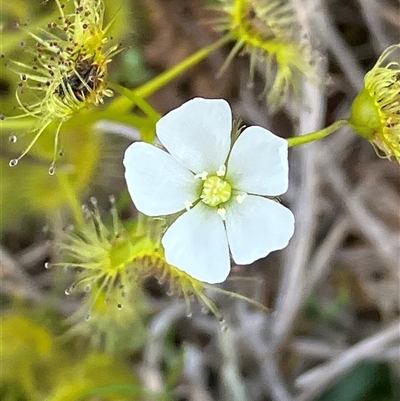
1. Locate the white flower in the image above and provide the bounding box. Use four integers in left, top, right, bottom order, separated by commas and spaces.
123, 98, 295, 284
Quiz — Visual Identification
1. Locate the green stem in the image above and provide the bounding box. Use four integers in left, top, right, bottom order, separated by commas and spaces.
134, 32, 234, 98
106, 32, 234, 114
108, 82, 161, 123
0, 117, 36, 131
287, 119, 349, 147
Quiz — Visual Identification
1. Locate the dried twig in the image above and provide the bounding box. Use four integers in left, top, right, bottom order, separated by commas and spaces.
272, 59, 327, 347
357, 0, 393, 52
321, 153, 399, 270
219, 328, 249, 401
293, 338, 400, 362
141, 303, 185, 396
0, 246, 44, 303
312, 0, 365, 91
296, 321, 400, 401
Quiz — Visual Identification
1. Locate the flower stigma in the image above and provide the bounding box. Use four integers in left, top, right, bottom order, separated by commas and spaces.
200, 175, 232, 207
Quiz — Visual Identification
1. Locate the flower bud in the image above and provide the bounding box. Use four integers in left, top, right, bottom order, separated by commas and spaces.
349, 44, 400, 162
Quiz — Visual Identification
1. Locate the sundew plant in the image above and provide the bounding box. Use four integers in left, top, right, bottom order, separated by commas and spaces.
1, 1, 399, 401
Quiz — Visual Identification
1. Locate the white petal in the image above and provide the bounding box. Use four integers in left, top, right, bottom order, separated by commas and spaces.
162, 203, 230, 284
156, 98, 232, 173
226, 126, 289, 196
225, 195, 295, 265
124, 142, 200, 216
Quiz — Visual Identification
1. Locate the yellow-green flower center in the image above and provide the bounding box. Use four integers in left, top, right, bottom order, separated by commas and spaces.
200, 175, 232, 207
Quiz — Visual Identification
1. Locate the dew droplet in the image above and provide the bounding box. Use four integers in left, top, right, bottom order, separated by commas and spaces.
85, 314, 91, 321
58, 149, 64, 157
117, 303, 123, 309
8, 135, 17, 143
201, 306, 209, 315
44, 262, 51, 269
48, 165, 56, 175
9, 159, 18, 167
219, 318, 228, 332
0, 114, 5, 120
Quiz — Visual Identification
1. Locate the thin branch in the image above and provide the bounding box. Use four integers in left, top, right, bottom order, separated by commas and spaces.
321, 153, 399, 270
357, 0, 393, 52
293, 338, 400, 362
94, 120, 142, 142
0, 246, 44, 303
219, 328, 249, 401
272, 54, 327, 347
296, 321, 400, 401
140, 303, 186, 397
312, 0, 365, 91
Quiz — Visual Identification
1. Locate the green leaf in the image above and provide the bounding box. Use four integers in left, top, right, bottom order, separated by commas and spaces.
316, 362, 390, 401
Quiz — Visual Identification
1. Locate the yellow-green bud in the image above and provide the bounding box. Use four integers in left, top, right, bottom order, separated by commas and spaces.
349, 88, 381, 139
109, 240, 136, 271
348, 44, 400, 162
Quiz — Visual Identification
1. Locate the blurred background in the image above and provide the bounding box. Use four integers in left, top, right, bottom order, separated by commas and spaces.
1, 0, 399, 400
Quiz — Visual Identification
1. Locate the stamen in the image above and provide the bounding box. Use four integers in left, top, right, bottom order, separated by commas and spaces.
235, 193, 247, 204
195, 171, 208, 180
217, 207, 227, 220
184, 201, 193, 211
216, 164, 226, 177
